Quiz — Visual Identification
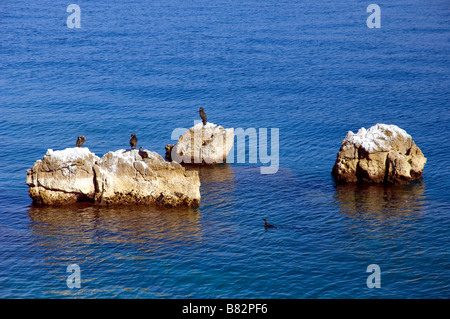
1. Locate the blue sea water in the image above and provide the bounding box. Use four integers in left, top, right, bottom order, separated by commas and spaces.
0, 0, 449, 298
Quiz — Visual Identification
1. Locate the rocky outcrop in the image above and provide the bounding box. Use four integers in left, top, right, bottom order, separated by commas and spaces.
166, 122, 234, 165
26, 148, 100, 205
26, 148, 201, 207
94, 149, 200, 206
332, 124, 426, 184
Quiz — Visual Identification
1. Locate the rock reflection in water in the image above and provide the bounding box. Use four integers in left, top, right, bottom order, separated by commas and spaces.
187, 164, 236, 208
27, 204, 202, 256
26, 204, 204, 296
334, 181, 427, 220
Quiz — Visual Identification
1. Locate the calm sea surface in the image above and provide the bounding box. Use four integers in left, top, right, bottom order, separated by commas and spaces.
1, 0, 449, 298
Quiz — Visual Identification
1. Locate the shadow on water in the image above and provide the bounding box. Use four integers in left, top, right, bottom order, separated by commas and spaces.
333, 180, 427, 224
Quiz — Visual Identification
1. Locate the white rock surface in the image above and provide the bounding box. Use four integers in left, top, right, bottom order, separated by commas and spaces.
342, 124, 412, 153
167, 122, 234, 165
94, 149, 200, 206
26, 148, 100, 204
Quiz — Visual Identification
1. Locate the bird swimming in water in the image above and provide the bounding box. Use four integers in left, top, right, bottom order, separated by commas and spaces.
130, 134, 138, 150
199, 107, 207, 126
76, 136, 85, 147
139, 147, 148, 159
263, 219, 275, 228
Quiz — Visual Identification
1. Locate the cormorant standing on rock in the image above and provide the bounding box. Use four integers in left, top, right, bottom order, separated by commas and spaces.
139, 147, 149, 159
130, 134, 138, 150
199, 107, 207, 125
263, 219, 275, 229
76, 136, 85, 147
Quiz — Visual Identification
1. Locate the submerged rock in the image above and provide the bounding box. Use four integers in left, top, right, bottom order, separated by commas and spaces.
166, 122, 234, 165
26, 148, 200, 207
332, 124, 426, 184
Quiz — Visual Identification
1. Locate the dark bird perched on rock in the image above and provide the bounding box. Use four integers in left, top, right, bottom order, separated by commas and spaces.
130, 134, 138, 150
263, 219, 275, 229
199, 107, 207, 125
139, 147, 149, 159
165, 144, 174, 161
76, 136, 85, 147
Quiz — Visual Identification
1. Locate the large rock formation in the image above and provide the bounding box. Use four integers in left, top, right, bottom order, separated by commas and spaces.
26, 148, 200, 207
166, 122, 234, 165
332, 124, 426, 184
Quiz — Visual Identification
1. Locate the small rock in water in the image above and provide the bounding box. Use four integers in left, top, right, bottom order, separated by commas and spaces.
332, 124, 426, 184
166, 122, 234, 165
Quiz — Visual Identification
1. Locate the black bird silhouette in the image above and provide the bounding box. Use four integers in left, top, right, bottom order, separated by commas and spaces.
263, 219, 275, 228
139, 147, 149, 159
76, 136, 85, 147
130, 134, 138, 150
199, 107, 207, 125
